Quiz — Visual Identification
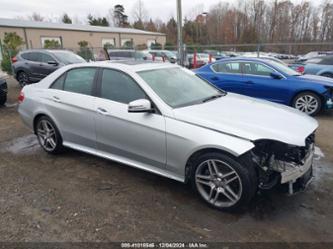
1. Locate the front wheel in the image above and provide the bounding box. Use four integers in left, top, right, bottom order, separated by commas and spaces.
292, 92, 322, 116
35, 116, 64, 154
191, 152, 257, 212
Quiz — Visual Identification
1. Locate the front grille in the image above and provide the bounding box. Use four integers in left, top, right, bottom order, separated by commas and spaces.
300, 133, 315, 162
305, 133, 315, 151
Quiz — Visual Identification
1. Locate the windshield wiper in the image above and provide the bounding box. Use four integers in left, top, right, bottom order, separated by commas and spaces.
202, 94, 223, 103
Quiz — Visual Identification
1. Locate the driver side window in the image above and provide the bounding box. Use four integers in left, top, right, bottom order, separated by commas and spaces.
243, 62, 274, 76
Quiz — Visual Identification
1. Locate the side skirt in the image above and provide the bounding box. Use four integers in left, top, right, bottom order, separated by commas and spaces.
63, 141, 185, 183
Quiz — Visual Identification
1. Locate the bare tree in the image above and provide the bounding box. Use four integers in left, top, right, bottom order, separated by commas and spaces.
29, 12, 44, 22
132, 0, 148, 22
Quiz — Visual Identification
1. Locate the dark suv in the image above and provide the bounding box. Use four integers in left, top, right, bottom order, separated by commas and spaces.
0, 75, 7, 106
12, 50, 86, 86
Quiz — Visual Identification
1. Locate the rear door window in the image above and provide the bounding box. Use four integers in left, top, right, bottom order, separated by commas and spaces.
212, 62, 241, 74
30, 52, 43, 62
21, 52, 33, 61
51, 74, 66, 90
63, 68, 97, 95
41, 53, 55, 63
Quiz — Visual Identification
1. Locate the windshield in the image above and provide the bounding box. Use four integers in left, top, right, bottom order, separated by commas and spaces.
269, 60, 301, 76
138, 67, 224, 108
53, 51, 86, 64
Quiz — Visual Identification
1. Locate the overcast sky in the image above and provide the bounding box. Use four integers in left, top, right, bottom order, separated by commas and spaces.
0, 0, 323, 24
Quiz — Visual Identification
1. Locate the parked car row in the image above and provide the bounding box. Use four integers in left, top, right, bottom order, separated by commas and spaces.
290, 55, 333, 78
8, 48, 333, 116
107, 49, 177, 64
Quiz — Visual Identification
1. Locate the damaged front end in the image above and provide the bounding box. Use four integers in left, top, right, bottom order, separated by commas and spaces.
251, 133, 315, 194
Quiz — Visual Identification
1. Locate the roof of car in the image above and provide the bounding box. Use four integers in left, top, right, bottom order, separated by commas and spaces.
80, 61, 178, 72
215, 57, 273, 63
20, 49, 75, 54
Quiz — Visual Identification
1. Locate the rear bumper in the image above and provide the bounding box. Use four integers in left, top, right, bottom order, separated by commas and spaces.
324, 98, 333, 110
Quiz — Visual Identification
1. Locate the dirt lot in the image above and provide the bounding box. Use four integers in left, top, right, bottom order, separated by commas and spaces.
0, 77, 333, 242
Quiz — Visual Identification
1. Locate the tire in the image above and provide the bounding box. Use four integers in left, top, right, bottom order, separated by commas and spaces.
0, 94, 6, 106
292, 91, 322, 116
320, 73, 333, 78
17, 71, 29, 87
190, 152, 257, 212
35, 116, 64, 154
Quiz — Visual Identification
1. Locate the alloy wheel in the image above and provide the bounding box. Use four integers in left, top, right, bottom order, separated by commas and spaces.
37, 119, 57, 152
295, 95, 319, 115
195, 159, 242, 208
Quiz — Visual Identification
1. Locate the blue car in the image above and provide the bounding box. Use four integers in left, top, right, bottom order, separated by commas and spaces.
196, 57, 333, 115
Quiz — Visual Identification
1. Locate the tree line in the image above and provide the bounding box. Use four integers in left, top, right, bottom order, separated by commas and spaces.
26, 0, 333, 49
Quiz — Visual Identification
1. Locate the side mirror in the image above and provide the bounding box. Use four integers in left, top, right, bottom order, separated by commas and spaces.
47, 61, 58, 66
128, 99, 153, 113
270, 72, 283, 79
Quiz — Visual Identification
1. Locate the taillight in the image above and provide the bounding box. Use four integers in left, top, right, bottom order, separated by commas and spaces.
18, 91, 24, 104
11, 56, 17, 63
296, 66, 305, 73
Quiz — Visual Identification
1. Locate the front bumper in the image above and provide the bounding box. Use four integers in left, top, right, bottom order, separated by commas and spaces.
325, 98, 333, 109
280, 147, 314, 184
279, 145, 314, 194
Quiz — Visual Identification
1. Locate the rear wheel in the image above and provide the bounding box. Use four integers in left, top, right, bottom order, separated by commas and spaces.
17, 71, 29, 87
191, 152, 257, 212
292, 91, 322, 116
35, 116, 64, 154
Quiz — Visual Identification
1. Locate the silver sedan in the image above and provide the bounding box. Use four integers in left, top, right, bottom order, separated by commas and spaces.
18, 61, 318, 211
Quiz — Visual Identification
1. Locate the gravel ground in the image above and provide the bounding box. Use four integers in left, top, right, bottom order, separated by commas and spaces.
0, 77, 333, 242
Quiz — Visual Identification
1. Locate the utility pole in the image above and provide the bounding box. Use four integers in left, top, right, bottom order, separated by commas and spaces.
176, 0, 184, 66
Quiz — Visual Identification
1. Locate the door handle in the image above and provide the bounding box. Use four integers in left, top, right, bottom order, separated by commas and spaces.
52, 96, 61, 103
245, 81, 254, 84
211, 76, 219, 81
97, 107, 108, 115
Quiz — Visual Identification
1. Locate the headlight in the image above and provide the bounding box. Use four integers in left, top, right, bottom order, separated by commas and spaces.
253, 135, 314, 166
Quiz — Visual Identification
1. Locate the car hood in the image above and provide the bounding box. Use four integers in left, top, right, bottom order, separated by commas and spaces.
295, 74, 333, 87
173, 93, 318, 147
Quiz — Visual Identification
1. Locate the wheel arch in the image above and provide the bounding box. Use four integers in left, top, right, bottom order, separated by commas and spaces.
290, 89, 325, 108
317, 69, 333, 77
15, 68, 28, 79
32, 112, 63, 138
184, 147, 251, 184
33, 113, 47, 133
